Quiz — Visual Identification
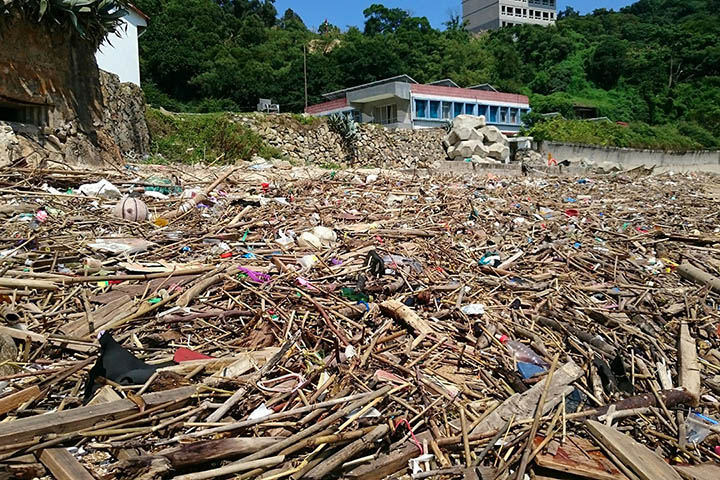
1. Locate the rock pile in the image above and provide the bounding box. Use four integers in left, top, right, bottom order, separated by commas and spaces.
240, 115, 446, 168
443, 114, 510, 164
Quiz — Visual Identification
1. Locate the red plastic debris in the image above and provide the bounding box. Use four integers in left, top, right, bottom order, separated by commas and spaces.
174, 347, 214, 363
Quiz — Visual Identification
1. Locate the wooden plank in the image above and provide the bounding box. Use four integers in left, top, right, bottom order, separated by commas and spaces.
533, 436, 629, 480
39, 448, 95, 480
0, 326, 46, 343
678, 322, 701, 406
0, 385, 41, 416
86, 385, 122, 406
63, 294, 135, 338
472, 361, 584, 434
674, 463, 720, 480
586, 420, 682, 480
0, 386, 196, 445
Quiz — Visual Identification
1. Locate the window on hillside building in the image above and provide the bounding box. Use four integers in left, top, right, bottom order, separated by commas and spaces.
454, 103, 463, 117
373, 104, 397, 125
442, 102, 451, 119
465, 104, 475, 115
510, 109, 517, 124
429, 101, 440, 119
489, 106, 497, 123
543, 11, 548, 19
415, 99, 427, 118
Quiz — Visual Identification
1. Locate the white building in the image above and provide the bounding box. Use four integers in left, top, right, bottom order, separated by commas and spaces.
95, 4, 148, 86
463, 0, 556, 32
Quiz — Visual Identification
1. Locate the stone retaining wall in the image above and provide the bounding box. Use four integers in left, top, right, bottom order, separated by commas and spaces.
241, 115, 446, 167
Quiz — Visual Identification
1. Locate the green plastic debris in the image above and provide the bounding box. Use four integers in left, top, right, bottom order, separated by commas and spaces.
341, 288, 369, 302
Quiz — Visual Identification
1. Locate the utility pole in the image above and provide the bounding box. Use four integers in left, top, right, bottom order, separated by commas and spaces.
303, 44, 308, 110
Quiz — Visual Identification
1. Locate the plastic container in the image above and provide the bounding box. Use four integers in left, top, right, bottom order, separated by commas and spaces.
685, 412, 719, 444
497, 334, 548, 367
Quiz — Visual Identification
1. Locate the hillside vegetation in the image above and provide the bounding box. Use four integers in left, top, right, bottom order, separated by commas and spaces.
133, 0, 720, 150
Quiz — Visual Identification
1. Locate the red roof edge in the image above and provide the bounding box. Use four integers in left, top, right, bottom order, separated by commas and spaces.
411, 84, 529, 105
126, 2, 150, 21
305, 97, 348, 115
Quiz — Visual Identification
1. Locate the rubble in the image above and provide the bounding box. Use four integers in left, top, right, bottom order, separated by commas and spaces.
444, 115, 510, 164
0, 161, 719, 480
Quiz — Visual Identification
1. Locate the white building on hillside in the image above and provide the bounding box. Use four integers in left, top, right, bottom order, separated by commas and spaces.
463, 0, 556, 32
95, 4, 148, 86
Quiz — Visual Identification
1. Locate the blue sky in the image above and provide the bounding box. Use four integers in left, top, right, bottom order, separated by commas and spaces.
274, 0, 636, 30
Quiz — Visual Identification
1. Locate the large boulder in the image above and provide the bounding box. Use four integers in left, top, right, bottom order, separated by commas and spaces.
452, 140, 490, 159
453, 114, 486, 131
487, 143, 510, 162
480, 126, 508, 146
448, 126, 485, 145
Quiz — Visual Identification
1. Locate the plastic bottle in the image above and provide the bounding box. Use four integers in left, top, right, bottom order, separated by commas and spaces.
497, 335, 548, 367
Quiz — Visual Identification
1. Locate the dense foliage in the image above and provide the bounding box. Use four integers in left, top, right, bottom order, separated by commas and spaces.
134, 0, 720, 149
529, 118, 708, 150
145, 109, 281, 163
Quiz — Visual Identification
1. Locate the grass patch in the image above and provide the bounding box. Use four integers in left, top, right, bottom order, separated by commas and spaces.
290, 113, 321, 127
146, 109, 283, 164
527, 117, 713, 151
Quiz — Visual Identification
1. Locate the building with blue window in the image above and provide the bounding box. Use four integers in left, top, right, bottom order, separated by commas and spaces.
305, 75, 530, 135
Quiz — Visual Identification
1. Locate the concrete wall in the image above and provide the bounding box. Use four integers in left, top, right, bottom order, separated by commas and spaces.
541, 141, 720, 172
96, 11, 146, 86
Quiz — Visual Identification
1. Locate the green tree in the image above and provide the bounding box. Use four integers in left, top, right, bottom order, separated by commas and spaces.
586, 37, 628, 89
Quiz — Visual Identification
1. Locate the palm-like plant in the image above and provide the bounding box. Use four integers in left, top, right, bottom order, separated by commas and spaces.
328, 113, 360, 164
3, 0, 128, 44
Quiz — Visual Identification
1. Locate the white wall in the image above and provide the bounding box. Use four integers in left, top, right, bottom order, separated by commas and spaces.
95, 11, 146, 86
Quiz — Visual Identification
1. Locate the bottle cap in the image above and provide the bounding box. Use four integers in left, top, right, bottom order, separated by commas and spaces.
497, 334, 509, 343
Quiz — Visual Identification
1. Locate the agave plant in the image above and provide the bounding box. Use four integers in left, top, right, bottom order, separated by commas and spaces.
3, 0, 128, 43
327, 113, 360, 164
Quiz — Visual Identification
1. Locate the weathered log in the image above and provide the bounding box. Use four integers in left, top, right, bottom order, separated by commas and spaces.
114, 437, 280, 473
678, 323, 701, 406
677, 262, 720, 294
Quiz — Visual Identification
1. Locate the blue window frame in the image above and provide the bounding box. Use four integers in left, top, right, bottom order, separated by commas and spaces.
442, 101, 452, 119
454, 103, 463, 117
489, 106, 498, 123
499, 107, 508, 123
429, 101, 440, 119
477, 105, 488, 118
415, 99, 427, 118
465, 104, 475, 115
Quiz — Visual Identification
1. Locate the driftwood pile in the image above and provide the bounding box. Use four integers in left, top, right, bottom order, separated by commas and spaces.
0, 163, 719, 480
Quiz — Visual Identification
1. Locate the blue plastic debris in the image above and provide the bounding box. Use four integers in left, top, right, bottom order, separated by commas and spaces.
517, 362, 546, 379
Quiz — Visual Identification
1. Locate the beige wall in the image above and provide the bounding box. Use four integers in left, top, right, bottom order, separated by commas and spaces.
354, 98, 412, 127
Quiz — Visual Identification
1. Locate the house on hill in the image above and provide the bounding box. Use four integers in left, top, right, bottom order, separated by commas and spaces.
305, 75, 530, 135
95, 3, 148, 86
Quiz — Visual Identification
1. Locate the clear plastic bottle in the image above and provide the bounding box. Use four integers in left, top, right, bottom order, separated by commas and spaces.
497, 334, 548, 367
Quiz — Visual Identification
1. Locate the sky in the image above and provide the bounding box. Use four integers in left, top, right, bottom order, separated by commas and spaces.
274, 0, 636, 30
